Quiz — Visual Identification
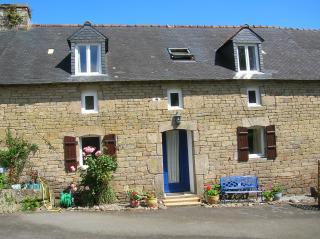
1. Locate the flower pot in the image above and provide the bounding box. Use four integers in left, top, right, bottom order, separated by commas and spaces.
11, 184, 21, 190
263, 196, 273, 202
273, 192, 282, 201
147, 198, 158, 208
130, 200, 140, 208
207, 195, 219, 204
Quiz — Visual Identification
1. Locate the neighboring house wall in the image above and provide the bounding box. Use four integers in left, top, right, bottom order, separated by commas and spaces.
0, 80, 319, 199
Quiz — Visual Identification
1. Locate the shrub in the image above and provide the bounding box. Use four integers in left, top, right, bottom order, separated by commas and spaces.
21, 197, 40, 211
0, 130, 38, 184
0, 173, 8, 190
80, 148, 117, 205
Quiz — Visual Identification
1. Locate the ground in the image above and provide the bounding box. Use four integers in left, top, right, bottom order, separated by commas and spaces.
0, 204, 319, 239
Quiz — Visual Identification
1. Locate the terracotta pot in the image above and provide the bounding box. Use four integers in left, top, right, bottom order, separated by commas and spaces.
130, 200, 140, 208
207, 195, 219, 204
147, 198, 158, 208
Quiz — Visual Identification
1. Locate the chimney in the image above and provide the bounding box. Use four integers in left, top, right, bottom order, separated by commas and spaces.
0, 4, 31, 30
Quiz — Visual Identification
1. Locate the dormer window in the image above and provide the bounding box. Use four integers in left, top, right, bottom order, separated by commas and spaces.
237, 44, 259, 72
68, 21, 108, 76
75, 44, 101, 75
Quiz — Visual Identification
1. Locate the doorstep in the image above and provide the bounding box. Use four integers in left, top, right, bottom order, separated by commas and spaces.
162, 192, 201, 207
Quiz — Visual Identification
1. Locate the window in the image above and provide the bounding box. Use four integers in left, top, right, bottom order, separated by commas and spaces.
247, 87, 261, 106
167, 89, 183, 110
168, 48, 194, 61
81, 90, 98, 114
248, 127, 265, 158
237, 45, 259, 72
75, 44, 101, 75
80, 136, 101, 165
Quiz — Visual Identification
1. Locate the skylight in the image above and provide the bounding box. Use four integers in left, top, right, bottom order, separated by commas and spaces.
168, 48, 194, 61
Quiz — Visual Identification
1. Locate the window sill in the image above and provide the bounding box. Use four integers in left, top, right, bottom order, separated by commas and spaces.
73, 73, 103, 76
81, 111, 99, 114
249, 154, 267, 161
168, 107, 183, 111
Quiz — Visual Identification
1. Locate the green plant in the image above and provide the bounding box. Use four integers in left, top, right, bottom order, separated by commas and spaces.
128, 190, 142, 201
204, 184, 220, 197
271, 184, 283, 194
80, 148, 117, 205
5, 7, 23, 28
21, 197, 40, 211
145, 191, 157, 200
0, 173, 8, 190
0, 130, 38, 184
262, 191, 273, 201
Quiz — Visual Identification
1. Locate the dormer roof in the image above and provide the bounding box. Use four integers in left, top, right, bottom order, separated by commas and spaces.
67, 21, 107, 43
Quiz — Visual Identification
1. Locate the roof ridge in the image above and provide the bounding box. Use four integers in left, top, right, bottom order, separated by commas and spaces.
31, 24, 320, 31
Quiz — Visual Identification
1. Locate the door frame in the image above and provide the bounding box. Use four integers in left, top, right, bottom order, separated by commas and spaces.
162, 129, 195, 194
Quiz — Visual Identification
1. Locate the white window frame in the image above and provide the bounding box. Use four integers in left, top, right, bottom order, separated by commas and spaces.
236, 44, 260, 72
248, 126, 265, 159
167, 88, 183, 110
247, 86, 261, 107
79, 135, 101, 166
81, 90, 98, 114
75, 44, 102, 75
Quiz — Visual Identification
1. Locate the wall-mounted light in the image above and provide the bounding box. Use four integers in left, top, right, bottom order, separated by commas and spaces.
172, 115, 181, 127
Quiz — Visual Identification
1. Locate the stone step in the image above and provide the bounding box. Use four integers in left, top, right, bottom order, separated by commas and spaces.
163, 195, 201, 207
164, 201, 202, 207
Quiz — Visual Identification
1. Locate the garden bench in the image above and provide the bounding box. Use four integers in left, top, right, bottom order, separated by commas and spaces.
220, 175, 262, 202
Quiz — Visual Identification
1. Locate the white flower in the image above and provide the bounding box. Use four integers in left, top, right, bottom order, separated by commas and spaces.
78, 165, 89, 171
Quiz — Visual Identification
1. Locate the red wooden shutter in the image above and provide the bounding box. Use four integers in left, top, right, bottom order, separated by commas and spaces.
64, 136, 77, 172
103, 134, 117, 157
237, 127, 249, 162
266, 125, 277, 160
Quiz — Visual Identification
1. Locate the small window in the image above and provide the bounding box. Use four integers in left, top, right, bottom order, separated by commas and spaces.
248, 127, 265, 158
81, 90, 98, 113
237, 45, 259, 72
80, 136, 101, 165
167, 89, 183, 110
247, 87, 261, 107
75, 44, 101, 75
168, 48, 194, 61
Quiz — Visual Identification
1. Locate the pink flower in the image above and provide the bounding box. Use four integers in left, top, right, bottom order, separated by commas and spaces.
70, 166, 76, 172
95, 150, 102, 157
83, 146, 96, 155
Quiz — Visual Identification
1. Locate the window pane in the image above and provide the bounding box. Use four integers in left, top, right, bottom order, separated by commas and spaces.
170, 93, 180, 107
248, 90, 257, 104
248, 46, 258, 71
238, 46, 247, 71
85, 96, 94, 110
79, 46, 87, 73
248, 128, 264, 155
90, 45, 99, 72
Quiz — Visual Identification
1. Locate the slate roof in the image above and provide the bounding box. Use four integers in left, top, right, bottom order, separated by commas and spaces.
0, 24, 320, 85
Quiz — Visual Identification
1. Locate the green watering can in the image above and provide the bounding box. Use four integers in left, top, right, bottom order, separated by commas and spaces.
60, 192, 73, 208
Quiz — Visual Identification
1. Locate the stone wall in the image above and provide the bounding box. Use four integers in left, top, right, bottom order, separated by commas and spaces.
0, 80, 319, 199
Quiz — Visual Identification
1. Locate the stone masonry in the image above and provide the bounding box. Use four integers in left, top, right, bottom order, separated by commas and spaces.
0, 80, 319, 200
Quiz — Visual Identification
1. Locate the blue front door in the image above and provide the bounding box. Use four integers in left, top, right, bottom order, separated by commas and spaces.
163, 130, 190, 193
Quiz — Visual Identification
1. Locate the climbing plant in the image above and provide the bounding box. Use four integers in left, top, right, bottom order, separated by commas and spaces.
5, 7, 23, 28
0, 130, 38, 184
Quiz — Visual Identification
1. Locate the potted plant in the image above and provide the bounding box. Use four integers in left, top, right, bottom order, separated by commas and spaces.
128, 190, 141, 208
271, 184, 283, 201
262, 190, 273, 202
145, 191, 158, 208
204, 184, 220, 204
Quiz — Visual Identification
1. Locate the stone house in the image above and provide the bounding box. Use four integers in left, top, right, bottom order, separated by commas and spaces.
0, 4, 320, 201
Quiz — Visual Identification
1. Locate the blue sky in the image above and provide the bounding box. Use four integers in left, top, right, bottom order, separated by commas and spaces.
2, 0, 320, 29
